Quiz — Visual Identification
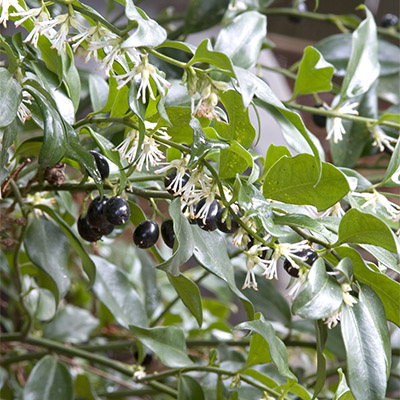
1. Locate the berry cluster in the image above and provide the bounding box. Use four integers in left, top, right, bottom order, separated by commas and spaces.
133, 219, 175, 249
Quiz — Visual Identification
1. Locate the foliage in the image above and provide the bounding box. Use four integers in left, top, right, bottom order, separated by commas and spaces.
0, 1, 399, 399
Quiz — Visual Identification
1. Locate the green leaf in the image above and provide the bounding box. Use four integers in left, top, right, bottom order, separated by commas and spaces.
340, 7, 379, 100
34, 205, 96, 288
341, 285, 390, 400
22, 356, 73, 400
335, 257, 354, 283
246, 333, 271, 367
192, 228, 254, 320
0, 120, 17, 170
188, 39, 235, 75
37, 35, 63, 82
184, 0, 230, 33
336, 246, 400, 326
261, 144, 291, 181
168, 273, 203, 327
43, 305, 99, 344
24, 217, 70, 302
0, 68, 21, 128
129, 325, 193, 367
333, 369, 355, 400
263, 153, 349, 211
236, 315, 297, 382
313, 320, 327, 399
156, 199, 194, 276
292, 259, 343, 319
335, 208, 397, 252
381, 133, 400, 185
178, 375, 205, 400
24, 288, 56, 322
214, 11, 266, 69
293, 46, 334, 97
128, 81, 146, 122
122, 1, 167, 48
109, 84, 129, 118
62, 47, 81, 112
74, 374, 100, 400
92, 255, 148, 329
360, 244, 400, 274
89, 74, 109, 113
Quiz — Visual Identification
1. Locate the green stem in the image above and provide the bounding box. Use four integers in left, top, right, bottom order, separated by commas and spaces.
286, 103, 400, 130
97, 388, 158, 398
148, 48, 187, 69
1, 351, 49, 365
291, 226, 332, 249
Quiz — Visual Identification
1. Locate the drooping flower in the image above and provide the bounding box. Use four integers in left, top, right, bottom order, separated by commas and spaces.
17, 90, 33, 124
232, 216, 256, 249
341, 283, 357, 307
327, 101, 359, 143
0, 0, 24, 27
323, 309, 341, 329
372, 127, 398, 152
11, 4, 45, 27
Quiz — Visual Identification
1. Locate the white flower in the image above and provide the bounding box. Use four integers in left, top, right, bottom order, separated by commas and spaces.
156, 157, 189, 195
341, 283, 357, 307
232, 217, 255, 249
242, 263, 258, 291
242, 242, 272, 289
133, 366, 146, 380
17, 90, 33, 124
372, 127, 398, 152
23, 10, 49, 48
0, 0, 24, 27
87, 35, 123, 75
352, 190, 400, 222
327, 101, 359, 143
323, 309, 341, 329
26, 192, 56, 216
11, 5, 45, 27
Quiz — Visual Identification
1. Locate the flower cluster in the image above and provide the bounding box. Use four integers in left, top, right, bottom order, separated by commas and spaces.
327, 101, 359, 143
372, 127, 398, 152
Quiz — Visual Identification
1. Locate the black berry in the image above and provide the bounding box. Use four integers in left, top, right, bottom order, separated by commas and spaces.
289, 1, 307, 23
134, 350, 153, 366
161, 219, 175, 249
312, 105, 327, 128
283, 249, 318, 278
104, 197, 131, 226
195, 199, 221, 231
133, 220, 159, 248
381, 13, 398, 28
89, 150, 110, 180
216, 208, 239, 234
77, 216, 103, 242
87, 196, 114, 236
164, 169, 190, 195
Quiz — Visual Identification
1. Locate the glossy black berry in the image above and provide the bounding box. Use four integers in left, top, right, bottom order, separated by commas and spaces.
216, 208, 239, 234
133, 220, 159, 248
195, 199, 221, 231
87, 196, 114, 235
77, 216, 103, 242
161, 219, 175, 249
381, 13, 399, 28
164, 169, 190, 195
312, 105, 327, 128
89, 150, 110, 180
283, 249, 318, 278
288, 1, 307, 23
104, 197, 131, 226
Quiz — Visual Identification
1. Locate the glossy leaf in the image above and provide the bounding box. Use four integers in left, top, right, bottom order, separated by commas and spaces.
335, 208, 397, 252
0, 120, 17, 170
261, 144, 291, 181
156, 199, 194, 276
0, 68, 21, 128
168, 273, 203, 327
22, 356, 73, 400
214, 11, 266, 69
129, 325, 193, 367
178, 375, 205, 400
263, 153, 349, 211
341, 285, 390, 400
192, 228, 254, 319
340, 7, 379, 100
62, 47, 81, 112
293, 46, 334, 97
333, 369, 355, 400
89, 74, 109, 113
92, 256, 148, 329
128, 81, 146, 122
292, 259, 343, 319
24, 288, 56, 322
381, 133, 400, 185
24, 217, 70, 302
336, 246, 400, 326
360, 244, 400, 274
236, 315, 297, 382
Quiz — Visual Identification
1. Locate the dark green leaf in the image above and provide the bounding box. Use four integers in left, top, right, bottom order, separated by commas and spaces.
341, 285, 390, 400
156, 199, 194, 276
313, 320, 327, 399
293, 46, 334, 97
236, 315, 297, 382
37, 35, 63, 82
336, 246, 400, 326
335, 208, 397, 252
89, 74, 109, 113
214, 11, 266, 69
22, 356, 73, 400
178, 375, 205, 400
292, 259, 343, 319
168, 273, 203, 327
340, 8, 379, 100
0, 120, 17, 170
43, 305, 98, 343
128, 81, 146, 122
263, 153, 349, 211
24, 217, 70, 302
0, 68, 21, 128
192, 228, 254, 319
74, 374, 99, 400
129, 325, 193, 367
92, 255, 148, 328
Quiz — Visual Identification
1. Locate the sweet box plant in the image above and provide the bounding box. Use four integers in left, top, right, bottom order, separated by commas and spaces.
0, 0, 399, 399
